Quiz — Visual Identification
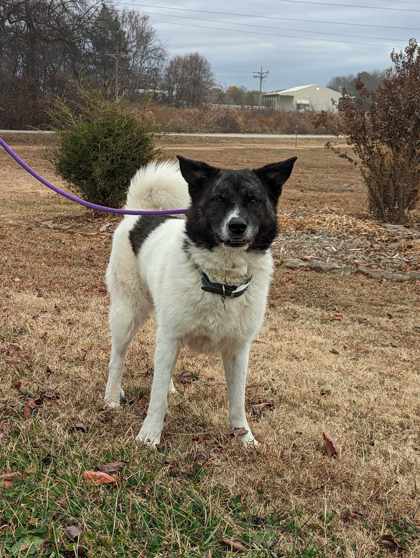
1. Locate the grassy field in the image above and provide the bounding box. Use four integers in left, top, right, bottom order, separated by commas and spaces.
0, 134, 419, 557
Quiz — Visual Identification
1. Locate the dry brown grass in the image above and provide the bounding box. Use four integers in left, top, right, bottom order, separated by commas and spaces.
138, 104, 338, 134
0, 135, 419, 557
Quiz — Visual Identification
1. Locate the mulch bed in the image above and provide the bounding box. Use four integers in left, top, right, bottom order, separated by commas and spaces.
275, 210, 420, 281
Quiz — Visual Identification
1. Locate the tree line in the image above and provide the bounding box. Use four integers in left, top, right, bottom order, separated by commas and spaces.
1, 0, 391, 129
327, 70, 386, 97
0, 0, 218, 128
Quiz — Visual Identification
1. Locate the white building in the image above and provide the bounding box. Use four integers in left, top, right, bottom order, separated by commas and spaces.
262, 84, 342, 112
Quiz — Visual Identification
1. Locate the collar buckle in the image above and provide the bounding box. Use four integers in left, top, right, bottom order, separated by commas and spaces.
200, 272, 252, 299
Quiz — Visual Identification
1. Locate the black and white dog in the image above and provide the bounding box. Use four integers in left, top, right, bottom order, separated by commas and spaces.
105, 156, 297, 447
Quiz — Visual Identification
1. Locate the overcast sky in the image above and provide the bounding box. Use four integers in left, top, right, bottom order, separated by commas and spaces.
113, 0, 420, 91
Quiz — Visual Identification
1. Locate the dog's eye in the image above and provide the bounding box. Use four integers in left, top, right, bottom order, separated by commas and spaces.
213, 194, 226, 203
246, 196, 259, 205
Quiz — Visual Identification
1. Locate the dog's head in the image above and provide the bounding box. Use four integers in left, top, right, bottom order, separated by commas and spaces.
178, 156, 297, 251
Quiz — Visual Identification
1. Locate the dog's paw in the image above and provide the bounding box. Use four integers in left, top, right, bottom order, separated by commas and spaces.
231, 427, 259, 448
136, 420, 162, 448
240, 430, 259, 448
104, 388, 125, 410
105, 400, 119, 410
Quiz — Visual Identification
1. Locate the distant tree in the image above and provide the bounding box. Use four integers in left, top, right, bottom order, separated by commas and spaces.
120, 10, 166, 96
222, 86, 260, 106
208, 86, 227, 104
244, 90, 261, 106
87, 4, 128, 98
165, 53, 214, 106
225, 85, 246, 105
327, 70, 386, 97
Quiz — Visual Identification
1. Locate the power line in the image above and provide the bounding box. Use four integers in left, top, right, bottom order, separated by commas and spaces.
113, 2, 420, 32
136, 14, 404, 49
111, 0, 420, 16
135, 9, 408, 43
263, 0, 420, 13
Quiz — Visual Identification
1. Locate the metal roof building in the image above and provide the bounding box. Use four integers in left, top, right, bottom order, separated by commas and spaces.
262, 84, 342, 112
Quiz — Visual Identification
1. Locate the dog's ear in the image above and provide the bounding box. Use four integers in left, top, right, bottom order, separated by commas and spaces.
254, 157, 297, 205
177, 156, 219, 198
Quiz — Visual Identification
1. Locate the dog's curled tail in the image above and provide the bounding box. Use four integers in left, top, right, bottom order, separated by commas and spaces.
125, 160, 190, 211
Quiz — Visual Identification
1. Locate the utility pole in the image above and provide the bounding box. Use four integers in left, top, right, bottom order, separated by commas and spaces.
105, 51, 128, 102
253, 66, 269, 106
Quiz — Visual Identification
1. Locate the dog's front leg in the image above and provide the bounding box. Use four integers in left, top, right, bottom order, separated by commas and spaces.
222, 343, 257, 446
136, 330, 178, 447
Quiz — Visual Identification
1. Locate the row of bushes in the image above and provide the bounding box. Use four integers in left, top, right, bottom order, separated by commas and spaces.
138, 104, 339, 135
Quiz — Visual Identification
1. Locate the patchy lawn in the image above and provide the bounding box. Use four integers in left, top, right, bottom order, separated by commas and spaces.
0, 134, 419, 557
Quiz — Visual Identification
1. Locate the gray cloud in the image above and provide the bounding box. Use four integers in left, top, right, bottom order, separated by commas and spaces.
115, 0, 419, 89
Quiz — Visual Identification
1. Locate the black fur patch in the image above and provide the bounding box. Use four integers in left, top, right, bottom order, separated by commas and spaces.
184, 170, 278, 251
129, 216, 172, 254
178, 156, 297, 252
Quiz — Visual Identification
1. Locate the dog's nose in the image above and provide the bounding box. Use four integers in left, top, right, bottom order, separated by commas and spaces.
228, 217, 247, 236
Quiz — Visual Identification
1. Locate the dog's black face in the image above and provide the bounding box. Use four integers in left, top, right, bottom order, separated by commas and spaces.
178, 156, 297, 251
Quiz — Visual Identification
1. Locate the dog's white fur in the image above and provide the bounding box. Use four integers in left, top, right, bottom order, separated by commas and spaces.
105, 160, 273, 447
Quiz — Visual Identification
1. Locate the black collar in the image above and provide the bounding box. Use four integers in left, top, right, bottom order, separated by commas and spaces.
201, 271, 252, 299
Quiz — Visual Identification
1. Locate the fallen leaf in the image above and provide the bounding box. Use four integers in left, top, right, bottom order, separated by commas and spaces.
39, 390, 60, 401
23, 398, 39, 418
69, 423, 88, 433
231, 427, 248, 438
341, 510, 364, 523
322, 432, 339, 458
13, 380, 22, 392
1, 472, 22, 482
332, 313, 344, 321
82, 470, 117, 484
64, 525, 82, 540
251, 400, 274, 418
2, 472, 22, 489
177, 370, 198, 384
98, 461, 127, 474
379, 534, 403, 552
221, 538, 247, 552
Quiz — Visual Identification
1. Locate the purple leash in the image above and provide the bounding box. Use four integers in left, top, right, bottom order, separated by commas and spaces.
0, 137, 188, 216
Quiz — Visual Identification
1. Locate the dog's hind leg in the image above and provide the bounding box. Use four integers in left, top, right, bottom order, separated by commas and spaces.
105, 295, 151, 409
222, 343, 257, 447
136, 329, 179, 447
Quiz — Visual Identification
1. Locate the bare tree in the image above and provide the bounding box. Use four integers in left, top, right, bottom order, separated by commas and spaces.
165, 53, 214, 106
120, 10, 166, 97
0, 0, 99, 128
0, 1, 166, 127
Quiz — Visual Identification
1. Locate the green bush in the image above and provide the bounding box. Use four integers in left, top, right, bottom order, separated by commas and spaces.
51, 94, 158, 207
